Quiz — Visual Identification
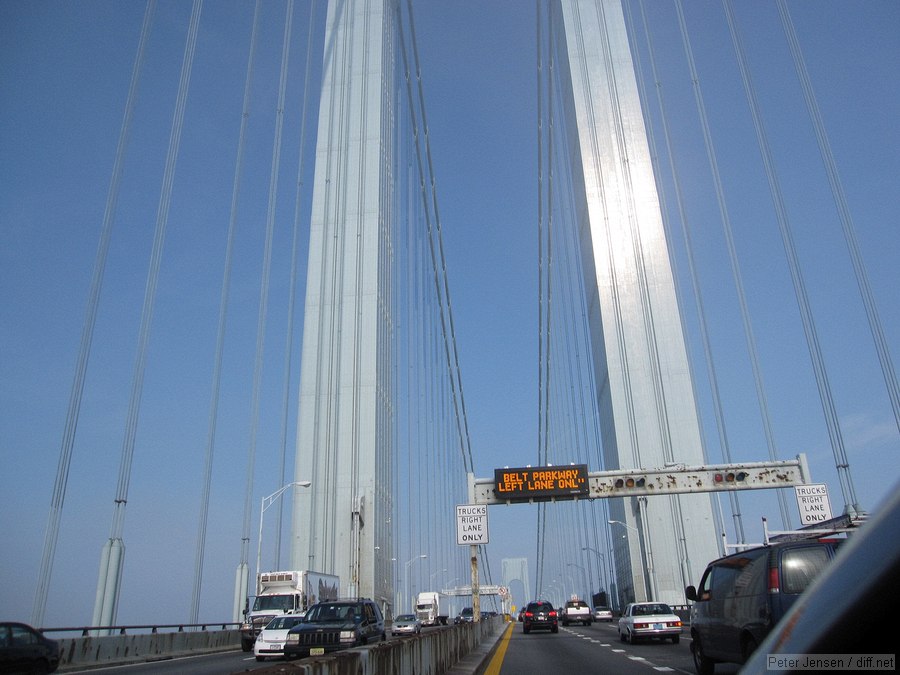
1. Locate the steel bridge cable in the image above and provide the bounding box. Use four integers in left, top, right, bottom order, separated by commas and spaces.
673, 0, 792, 529
32, 0, 157, 628
776, 0, 900, 437
239, 0, 295, 575
404, 0, 494, 593
189, 0, 262, 624
723, 0, 859, 513
631, 0, 746, 542
109, 0, 202, 544
535, 0, 549, 598
93, 0, 201, 629
397, 0, 474, 476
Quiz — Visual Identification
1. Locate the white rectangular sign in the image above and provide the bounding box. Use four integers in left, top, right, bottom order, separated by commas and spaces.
794, 483, 833, 525
456, 504, 489, 545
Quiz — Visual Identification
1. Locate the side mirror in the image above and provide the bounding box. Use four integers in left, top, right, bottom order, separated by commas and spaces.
685, 585, 698, 601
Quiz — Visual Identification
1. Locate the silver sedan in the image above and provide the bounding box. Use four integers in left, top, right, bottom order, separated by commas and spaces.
618, 602, 682, 644
391, 614, 421, 636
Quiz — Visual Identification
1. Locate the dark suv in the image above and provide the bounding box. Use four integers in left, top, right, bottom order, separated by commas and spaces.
686, 538, 843, 674
522, 601, 558, 634
284, 598, 385, 659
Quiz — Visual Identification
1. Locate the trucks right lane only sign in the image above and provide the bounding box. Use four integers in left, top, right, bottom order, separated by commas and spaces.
794, 483, 833, 525
456, 504, 489, 545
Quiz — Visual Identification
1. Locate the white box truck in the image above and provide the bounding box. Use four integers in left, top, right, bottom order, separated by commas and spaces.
415, 591, 449, 627
241, 570, 340, 651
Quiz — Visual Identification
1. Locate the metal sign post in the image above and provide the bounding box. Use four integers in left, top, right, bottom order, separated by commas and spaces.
464, 474, 484, 621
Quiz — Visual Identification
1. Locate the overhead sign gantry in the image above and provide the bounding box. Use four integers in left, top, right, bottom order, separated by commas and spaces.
470, 454, 812, 506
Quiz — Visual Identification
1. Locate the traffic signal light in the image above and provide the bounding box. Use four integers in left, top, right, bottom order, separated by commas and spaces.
613, 476, 646, 489
714, 471, 748, 483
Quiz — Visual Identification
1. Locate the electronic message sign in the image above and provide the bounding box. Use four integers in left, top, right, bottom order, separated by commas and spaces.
493, 465, 590, 501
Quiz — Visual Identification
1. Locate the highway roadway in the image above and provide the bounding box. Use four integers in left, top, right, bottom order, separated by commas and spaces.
493, 620, 741, 674
60, 621, 744, 674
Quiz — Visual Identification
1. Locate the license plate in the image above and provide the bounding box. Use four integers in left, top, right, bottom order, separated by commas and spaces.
272, 643, 282, 650
310, 647, 325, 656
653, 623, 664, 630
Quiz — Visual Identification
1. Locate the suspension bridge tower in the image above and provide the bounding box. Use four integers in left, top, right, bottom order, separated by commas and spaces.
290, 0, 721, 611
551, 0, 721, 605
289, 0, 396, 611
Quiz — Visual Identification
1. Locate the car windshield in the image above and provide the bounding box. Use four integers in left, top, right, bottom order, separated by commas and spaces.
634, 603, 671, 615
306, 603, 357, 623
253, 594, 294, 611
396, 614, 416, 622
266, 616, 303, 630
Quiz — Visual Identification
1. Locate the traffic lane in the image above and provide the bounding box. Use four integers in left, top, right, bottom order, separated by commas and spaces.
498, 620, 741, 675
587, 620, 740, 673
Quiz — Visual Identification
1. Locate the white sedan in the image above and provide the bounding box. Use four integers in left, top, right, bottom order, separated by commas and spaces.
254, 615, 305, 661
618, 602, 682, 644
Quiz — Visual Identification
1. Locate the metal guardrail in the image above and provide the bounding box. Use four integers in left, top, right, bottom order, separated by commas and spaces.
41, 622, 241, 637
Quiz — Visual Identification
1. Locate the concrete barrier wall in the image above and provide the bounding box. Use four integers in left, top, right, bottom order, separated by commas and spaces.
57, 629, 241, 670
56, 619, 501, 674
251, 618, 502, 675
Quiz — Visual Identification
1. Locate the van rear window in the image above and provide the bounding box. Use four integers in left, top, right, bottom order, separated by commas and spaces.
781, 547, 831, 594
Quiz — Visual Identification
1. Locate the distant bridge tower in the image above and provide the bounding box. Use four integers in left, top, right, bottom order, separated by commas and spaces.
289, 0, 395, 610
501, 557, 531, 610
552, 0, 720, 605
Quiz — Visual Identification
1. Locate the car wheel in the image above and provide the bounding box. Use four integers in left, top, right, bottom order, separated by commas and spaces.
619, 630, 626, 642
523, 625, 530, 634
255, 656, 265, 662
692, 637, 716, 675
672, 634, 680, 644
552, 624, 559, 633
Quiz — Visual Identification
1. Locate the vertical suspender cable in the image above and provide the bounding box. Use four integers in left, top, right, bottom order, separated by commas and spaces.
191, 0, 262, 623
94, 0, 201, 630
673, 0, 792, 529
636, 0, 746, 541
33, 0, 157, 628
239, 0, 294, 580
111, 0, 202, 543
723, 0, 859, 513
777, 0, 899, 437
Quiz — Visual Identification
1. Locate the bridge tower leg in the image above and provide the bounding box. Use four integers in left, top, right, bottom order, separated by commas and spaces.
289, 0, 395, 611
552, 0, 721, 605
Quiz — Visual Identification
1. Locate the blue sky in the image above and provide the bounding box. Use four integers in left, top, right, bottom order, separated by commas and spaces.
2, 1, 898, 625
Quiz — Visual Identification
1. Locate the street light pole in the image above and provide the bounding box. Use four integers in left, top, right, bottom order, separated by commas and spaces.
609, 518, 657, 601
430, 568, 447, 589
404, 554, 427, 613
256, 481, 311, 591
567, 563, 588, 604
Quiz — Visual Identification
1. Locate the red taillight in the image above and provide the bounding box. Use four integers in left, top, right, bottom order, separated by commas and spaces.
635, 622, 647, 629
768, 567, 780, 594
524, 612, 533, 618
549, 611, 557, 617
668, 620, 682, 627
